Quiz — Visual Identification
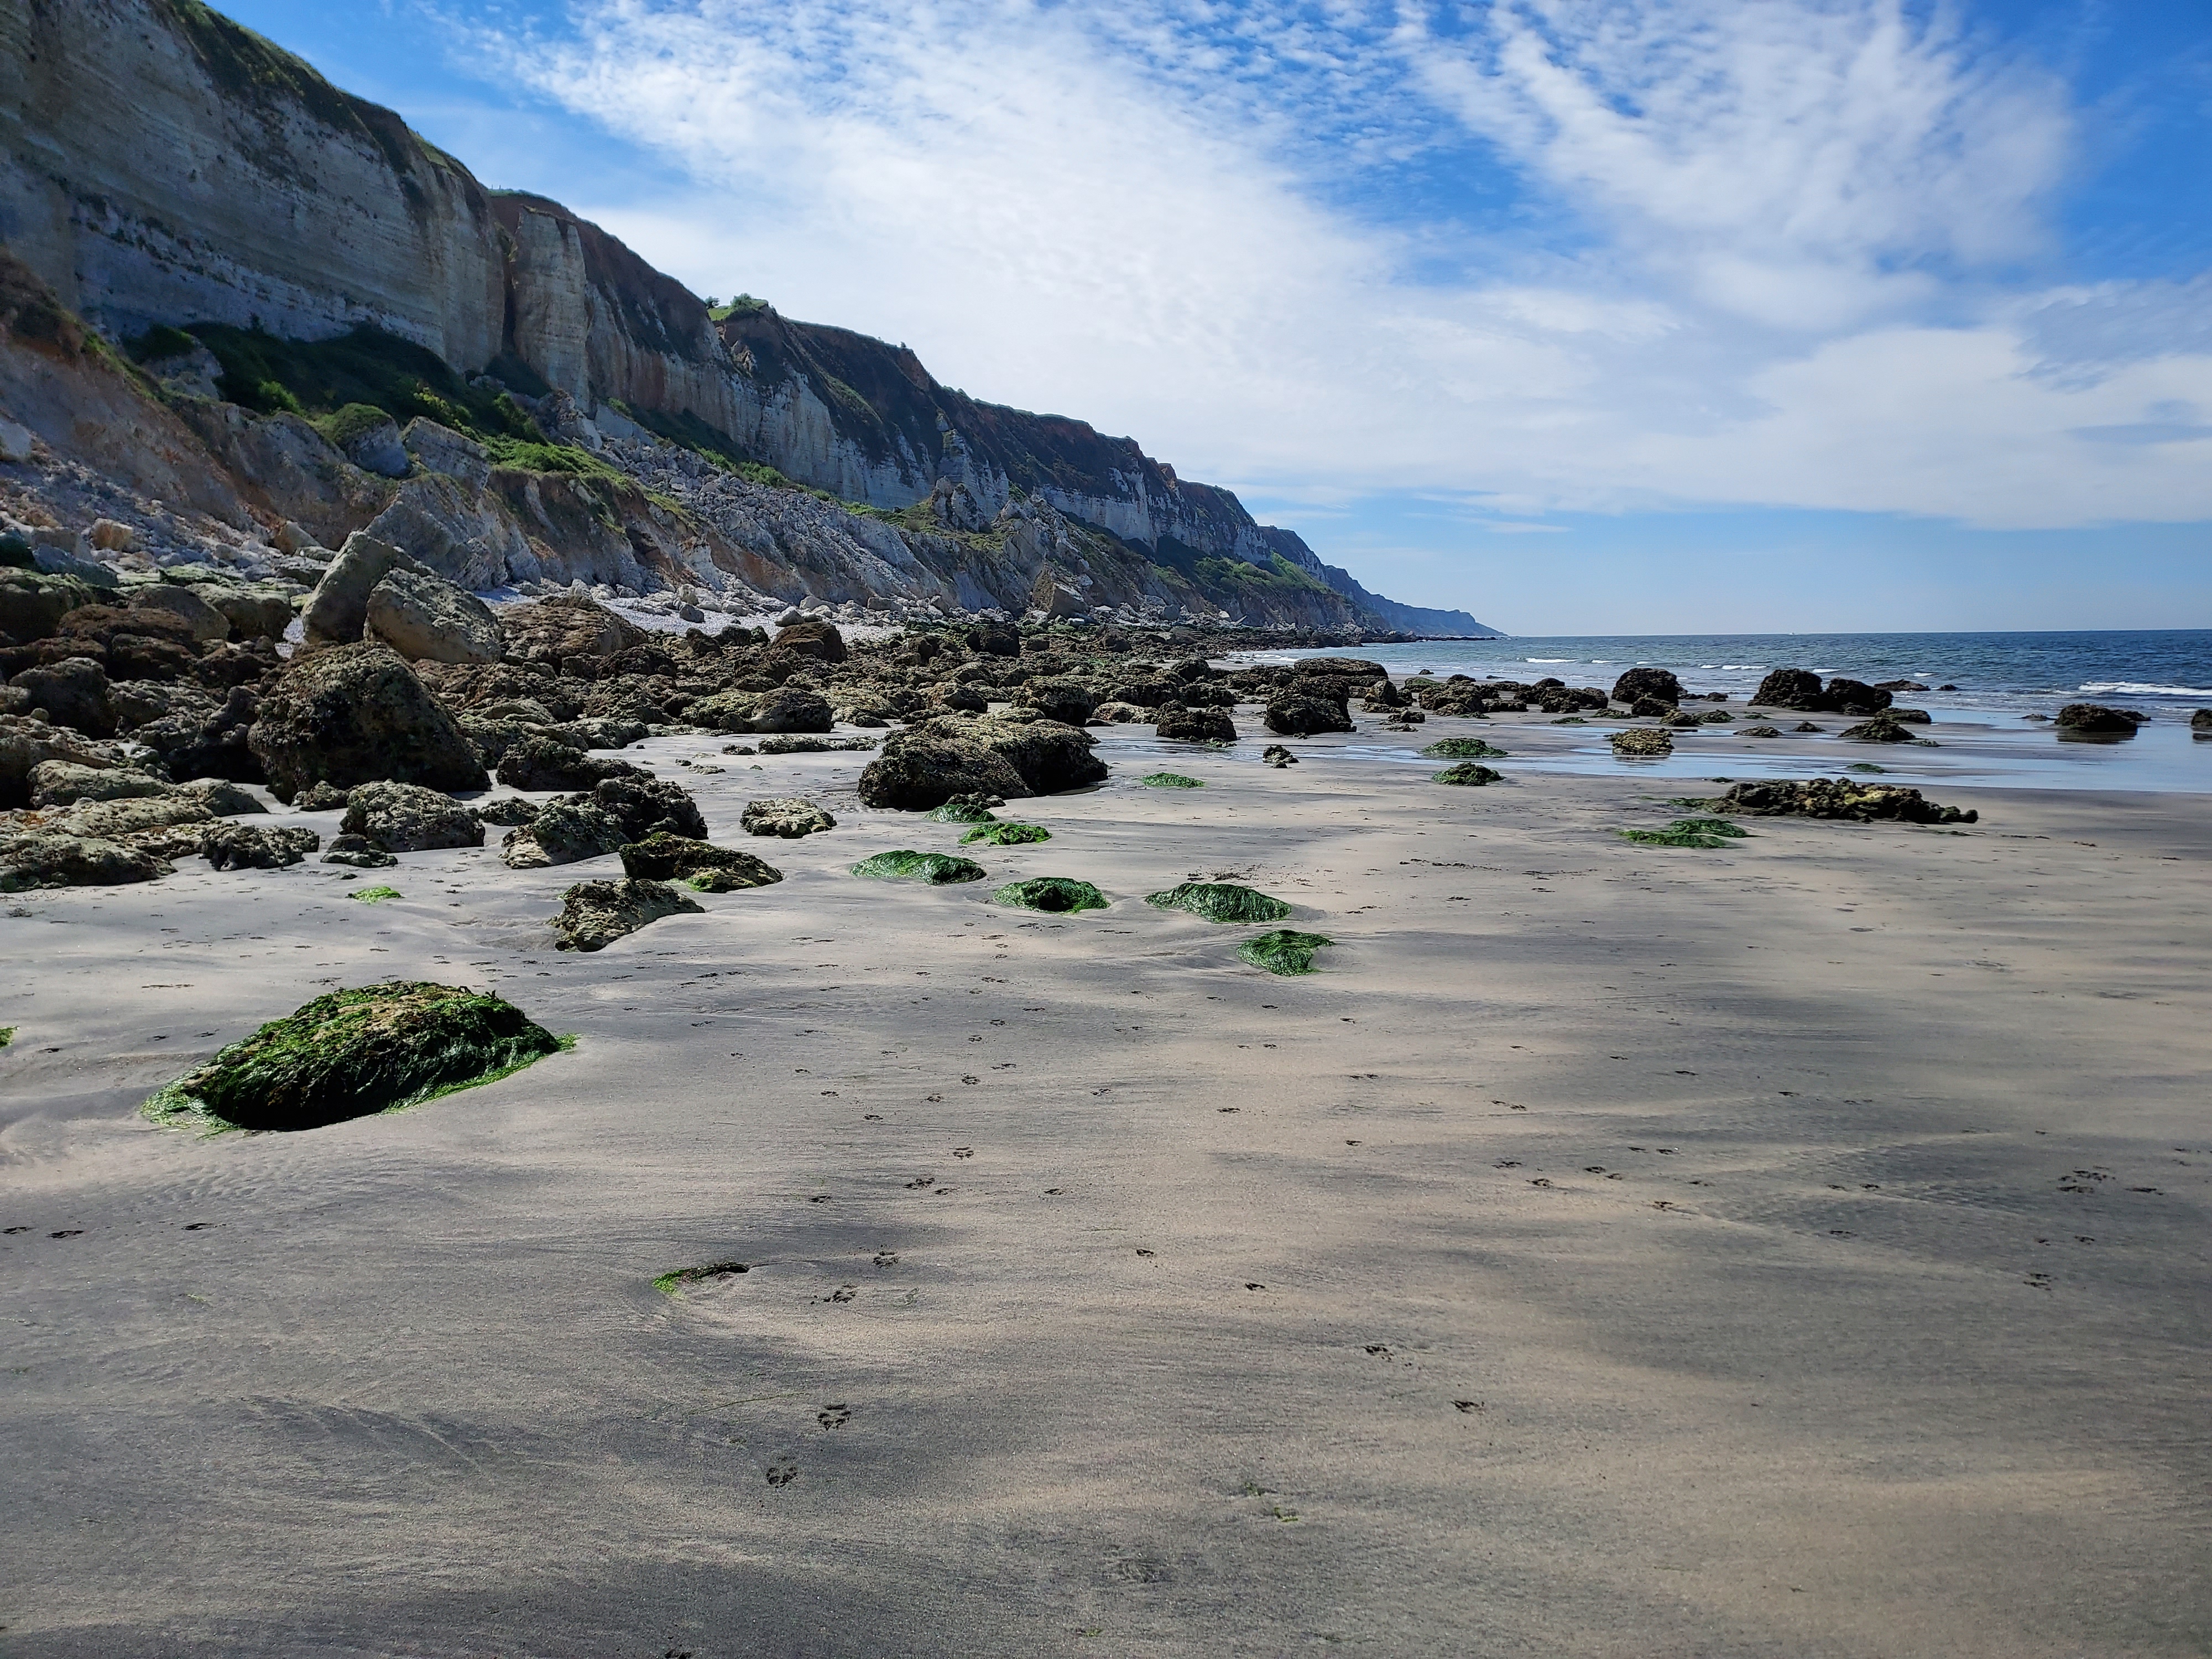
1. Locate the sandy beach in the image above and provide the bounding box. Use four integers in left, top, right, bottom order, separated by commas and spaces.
3, 711, 2206, 1657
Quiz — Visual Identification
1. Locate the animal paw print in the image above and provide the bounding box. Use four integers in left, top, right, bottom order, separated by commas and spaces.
821, 1284, 857, 1303
952, 1146, 974, 1159
818, 1403, 852, 1430
765, 1460, 799, 1487
873, 1250, 899, 1267
905, 1175, 935, 1189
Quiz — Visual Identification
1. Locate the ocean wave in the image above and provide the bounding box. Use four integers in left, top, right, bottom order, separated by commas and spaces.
1524, 658, 1572, 663
2078, 682, 2212, 697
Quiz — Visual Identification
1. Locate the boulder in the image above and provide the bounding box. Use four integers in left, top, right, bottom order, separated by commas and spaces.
322, 832, 397, 869
495, 735, 642, 792
341, 781, 484, 852
471, 797, 540, 828
1294, 657, 1386, 679
401, 419, 493, 489
248, 643, 488, 802
1092, 701, 1149, 723
498, 596, 643, 664
1824, 678, 1892, 715
128, 583, 229, 643
301, 533, 417, 647
740, 797, 836, 838
0, 830, 172, 890
1262, 744, 1297, 767
1264, 690, 1353, 737
2193, 709, 2212, 736
960, 715, 1108, 795
857, 724, 1031, 811
1750, 668, 1826, 709
771, 619, 847, 664
967, 623, 1020, 657
1433, 762, 1503, 786
748, 686, 834, 734
1022, 677, 1097, 727
2054, 703, 2147, 735
592, 775, 708, 842
133, 684, 263, 784
27, 761, 171, 808
499, 798, 627, 868
204, 821, 320, 870
0, 716, 123, 808
10, 657, 116, 736
202, 585, 297, 643
331, 409, 411, 478
1610, 728, 1674, 758
178, 779, 266, 816
553, 878, 702, 952
617, 832, 783, 891
1610, 667, 1683, 707
1840, 716, 1921, 743
1716, 778, 1977, 825
364, 566, 505, 665
1156, 706, 1237, 743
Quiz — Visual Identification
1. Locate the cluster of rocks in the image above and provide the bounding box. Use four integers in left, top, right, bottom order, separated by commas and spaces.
1712, 779, 1979, 825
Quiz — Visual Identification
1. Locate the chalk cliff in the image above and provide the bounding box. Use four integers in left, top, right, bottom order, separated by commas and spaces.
0, 0, 1493, 634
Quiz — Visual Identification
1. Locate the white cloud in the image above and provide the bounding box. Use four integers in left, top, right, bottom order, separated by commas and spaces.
460, 0, 2212, 531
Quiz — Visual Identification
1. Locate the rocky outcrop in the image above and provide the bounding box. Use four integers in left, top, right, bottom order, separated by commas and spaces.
340, 780, 482, 852
552, 877, 701, 952
364, 565, 504, 664
247, 642, 487, 800
2054, 703, 2146, 734
1715, 779, 1978, 824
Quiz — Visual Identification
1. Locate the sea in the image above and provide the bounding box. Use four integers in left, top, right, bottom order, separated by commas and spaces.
1214, 629, 2212, 796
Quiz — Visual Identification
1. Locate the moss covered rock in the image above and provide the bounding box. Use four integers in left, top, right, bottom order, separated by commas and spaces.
1421, 738, 1507, 759
851, 849, 987, 884
924, 795, 1002, 823
1140, 772, 1204, 789
993, 876, 1107, 913
1432, 762, 1503, 786
740, 797, 836, 838
144, 982, 562, 1132
961, 821, 1050, 846
1618, 817, 1751, 849
1145, 881, 1291, 924
1610, 728, 1674, 758
1238, 930, 1335, 975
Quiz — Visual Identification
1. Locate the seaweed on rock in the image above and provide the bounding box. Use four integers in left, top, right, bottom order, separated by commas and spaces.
1145, 882, 1292, 924
1618, 818, 1752, 849
1421, 738, 1507, 759
961, 822, 1051, 846
1140, 773, 1204, 789
1432, 762, 1503, 786
1238, 930, 1335, 976
851, 850, 988, 884
992, 877, 1107, 913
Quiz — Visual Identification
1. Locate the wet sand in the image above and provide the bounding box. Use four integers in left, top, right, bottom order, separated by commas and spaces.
3, 718, 2208, 1656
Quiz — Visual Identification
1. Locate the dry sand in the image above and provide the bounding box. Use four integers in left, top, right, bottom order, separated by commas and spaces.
3, 717, 2208, 1657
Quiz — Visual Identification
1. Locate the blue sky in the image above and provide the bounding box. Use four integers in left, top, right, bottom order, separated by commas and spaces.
216, 0, 2212, 633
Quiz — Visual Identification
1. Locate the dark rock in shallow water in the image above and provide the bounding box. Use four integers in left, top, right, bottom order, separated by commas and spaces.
1716, 778, 1977, 824
1146, 881, 1291, 923
1156, 706, 1237, 743
2194, 709, 2212, 736
1825, 678, 1892, 715
1792, 721, 1825, 733
554, 878, 703, 952
740, 797, 836, 838
1739, 725, 1782, 738
2054, 702, 2147, 735
143, 982, 561, 1131
992, 875, 1107, 913
851, 849, 987, 884
1239, 929, 1335, 975
342, 781, 484, 852
203, 821, 319, 870
1750, 668, 1824, 709
249, 644, 486, 802
1264, 690, 1353, 737
1611, 667, 1682, 707
1610, 728, 1673, 758
618, 832, 782, 891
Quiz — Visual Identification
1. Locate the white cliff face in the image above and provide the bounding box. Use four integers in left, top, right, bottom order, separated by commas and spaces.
0, 0, 505, 367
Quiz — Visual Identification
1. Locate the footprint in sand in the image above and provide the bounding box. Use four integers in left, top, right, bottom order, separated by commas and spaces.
765, 1460, 799, 1486
817, 1404, 852, 1430
905, 1176, 936, 1189
874, 1251, 900, 1266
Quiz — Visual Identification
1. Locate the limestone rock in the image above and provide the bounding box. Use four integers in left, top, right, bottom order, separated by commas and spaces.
748, 686, 834, 734
128, 583, 229, 643
496, 735, 641, 792
770, 619, 847, 663
1610, 728, 1674, 758
248, 643, 488, 801
364, 566, 505, 665
498, 596, 644, 665
740, 797, 836, 838
178, 779, 266, 816
10, 657, 115, 736
201, 585, 296, 642
401, 419, 493, 489
341, 781, 484, 852
302, 533, 419, 647
591, 775, 707, 841
617, 832, 783, 891
27, 761, 171, 808
0, 830, 171, 890
204, 821, 320, 870
553, 878, 702, 952
499, 799, 626, 868
321, 832, 398, 869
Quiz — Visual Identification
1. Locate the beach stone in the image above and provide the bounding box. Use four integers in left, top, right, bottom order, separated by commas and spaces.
2194, 709, 2212, 736
1750, 668, 1826, 709
471, 797, 541, 828
1610, 728, 1674, 758
1156, 706, 1237, 743
740, 797, 836, 838
1716, 778, 1978, 825
993, 876, 1107, 914
179, 779, 266, 816
1261, 744, 1297, 767
321, 832, 398, 869
855, 725, 1031, 811
1023, 677, 1098, 727
924, 794, 1003, 822
128, 583, 229, 643
11, 657, 116, 736
1295, 657, 1386, 679
755, 734, 876, 754
1840, 716, 1920, 743
364, 566, 505, 665
1239, 928, 1335, 976
1146, 881, 1291, 924
142, 982, 562, 1132
0, 830, 171, 890
500, 799, 627, 868
1611, 667, 1682, 707
1423, 738, 1505, 759
1264, 690, 1353, 737
204, 821, 320, 870
55, 794, 213, 840
617, 832, 783, 891
133, 685, 263, 785
591, 775, 707, 841
749, 686, 834, 734
341, 781, 483, 853
296, 781, 352, 811
301, 533, 416, 647
851, 849, 988, 884
248, 643, 487, 802
1092, 701, 1150, 723
28, 761, 171, 808
771, 619, 847, 664
1433, 761, 1503, 786
1665, 711, 1704, 729
967, 623, 1020, 657
0, 569, 102, 643
1793, 721, 1825, 733
496, 735, 643, 792
498, 596, 641, 665
1740, 724, 1782, 738
960, 821, 1049, 846
1825, 678, 1892, 715
2054, 702, 2147, 734
553, 877, 702, 952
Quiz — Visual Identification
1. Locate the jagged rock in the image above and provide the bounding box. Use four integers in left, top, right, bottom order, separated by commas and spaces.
771, 619, 847, 664
0, 570, 99, 641
857, 725, 1032, 811
2054, 703, 2147, 734
178, 779, 265, 816
128, 583, 229, 643
591, 774, 707, 841
401, 418, 493, 488
932, 683, 990, 714
1611, 668, 1683, 707
498, 596, 644, 664
968, 623, 1020, 657
617, 832, 783, 891
201, 585, 296, 642
301, 533, 417, 646
248, 643, 488, 801
499, 799, 626, 868
740, 797, 836, 838
10, 657, 115, 736
553, 878, 702, 952
321, 832, 397, 868
1740, 724, 1782, 737
142, 983, 562, 1133
1264, 690, 1353, 737
471, 797, 540, 827
1261, 744, 1297, 767
1715, 778, 1978, 824
1825, 678, 1892, 715
956, 715, 1107, 794
365, 565, 505, 664
130, 684, 263, 784
495, 735, 641, 792
1610, 728, 1674, 758
0, 830, 171, 890
341, 781, 484, 852
27, 761, 171, 808
1665, 711, 1703, 729
1022, 677, 1097, 726
333, 409, 411, 478
1156, 706, 1236, 743
204, 821, 320, 870
1092, 701, 1150, 723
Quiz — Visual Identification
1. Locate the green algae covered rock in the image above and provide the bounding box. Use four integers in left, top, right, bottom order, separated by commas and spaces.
1422, 738, 1507, 759
1617, 817, 1752, 849
1140, 772, 1204, 789
1145, 881, 1291, 924
851, 849, 987, 884
961, 821, 1051, 846
993, 876, 1107, 913
349, 884, 402, 903
924, 795, 1001, 823
1433, 762, 1503, 786
1238, 929, 1335, 976
144, 982, 563, 1132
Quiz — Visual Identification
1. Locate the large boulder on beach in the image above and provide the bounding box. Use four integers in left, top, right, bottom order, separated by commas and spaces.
858, 725, 1030, 810
2055, 703, 2147, 734
1611, 667, 1683, 707
203, 821, 320, 870
1610, 728, 1674, 757
301, 533, 415, 647
498, 595, 643, 665
0, 570, 98, 641
1751, 668, 1827, 709
132, 684, 263, 784
9, 656, 116, 736
341, 781, 483, 852
618, 832, 783, 891
27, 761, 172, 808
1157, 706, 1237, 743
364, 566, 505, 665
1264, 690, 1353, 737
749, 686, 835, 734
553, 878, 702, 952
591, 774, 707, 842
495, 735, 642, 792
968, 715, 1108, 794
0, 828, 173, 890
741, 797, 836, 838
247, 643, 487, 802
499, 797, 627, 868
1295, 656, 1386, 680
1824, 678, 1892, 715
770, 619, 848, 664
1021, 677, 1098, 727
1715, 778, 1977, 824
0, 715, 126, 808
